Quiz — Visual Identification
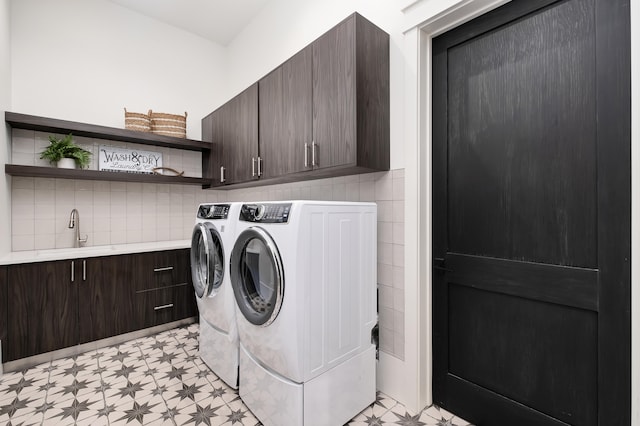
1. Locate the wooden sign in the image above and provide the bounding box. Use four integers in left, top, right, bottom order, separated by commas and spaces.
99, 145, 163, 174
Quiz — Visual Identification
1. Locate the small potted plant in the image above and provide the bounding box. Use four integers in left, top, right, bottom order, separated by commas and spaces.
40, 133, 92, 169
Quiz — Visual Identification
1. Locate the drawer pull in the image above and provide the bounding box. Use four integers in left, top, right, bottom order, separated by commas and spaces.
154, 303, 174, 311
153, 266, 174, 272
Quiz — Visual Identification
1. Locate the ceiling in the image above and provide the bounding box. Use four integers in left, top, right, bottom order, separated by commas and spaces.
107, 0, 271, 46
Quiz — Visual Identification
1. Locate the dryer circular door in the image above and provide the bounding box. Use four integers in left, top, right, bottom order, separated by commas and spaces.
230, 227, 284, 326
191, 222, 225, 298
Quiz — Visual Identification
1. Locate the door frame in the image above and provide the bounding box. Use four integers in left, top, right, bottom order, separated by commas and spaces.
400, 0, 638, 420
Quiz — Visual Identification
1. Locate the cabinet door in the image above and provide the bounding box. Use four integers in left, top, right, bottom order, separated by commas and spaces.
78, 256, 137, 344
134, 250, 197, 328
202, 112, 221, 186
313, 17, 357, 170
7, 261, 78, 361
0, 266, 7, 362
221, 84, 259, 184
259, 46, 313, 179
172, 249, 197, 321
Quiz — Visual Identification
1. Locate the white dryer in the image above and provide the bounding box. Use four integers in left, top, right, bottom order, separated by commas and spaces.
190, 202, 242, 389
230, 201, 377, 426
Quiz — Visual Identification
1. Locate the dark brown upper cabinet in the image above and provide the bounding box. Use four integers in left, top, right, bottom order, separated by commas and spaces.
205, 84, 259, 186
259, 46, 313, 179
311, 13, 389, 173
204, 12, 389, 189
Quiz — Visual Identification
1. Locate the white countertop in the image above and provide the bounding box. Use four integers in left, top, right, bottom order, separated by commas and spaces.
0, 240, 191, 265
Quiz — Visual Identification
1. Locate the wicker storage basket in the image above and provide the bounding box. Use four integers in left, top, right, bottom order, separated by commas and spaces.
150, 110, 187, 138
124, 108, 151, 132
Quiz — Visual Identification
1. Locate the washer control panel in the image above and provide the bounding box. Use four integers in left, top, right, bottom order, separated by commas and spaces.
240, 203, 292, 223
197, 204, 231, 220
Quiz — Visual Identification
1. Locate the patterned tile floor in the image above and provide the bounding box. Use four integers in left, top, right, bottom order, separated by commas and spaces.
0, 324, 472, 426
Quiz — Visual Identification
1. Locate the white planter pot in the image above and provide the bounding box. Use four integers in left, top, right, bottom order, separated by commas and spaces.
57, 158, 76, 169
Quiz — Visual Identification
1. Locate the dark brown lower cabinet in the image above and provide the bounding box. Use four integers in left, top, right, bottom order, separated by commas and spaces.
5, 249, 196, 362
135, 249, 196, 328
78, 255, 138, 344
7, 260, 78, 360
1, 266, 8, 362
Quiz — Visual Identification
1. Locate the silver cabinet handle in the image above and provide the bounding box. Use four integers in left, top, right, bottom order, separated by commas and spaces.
220, 166, 225, 183
252, 157, 256, 177
304, 143, 309, 167
257, 157, 262, 177
82, 260, 86, 281
311, 141, 317, 167
154, 303, 174, 311
71, 260, 74, 283
153, 266, 174, 272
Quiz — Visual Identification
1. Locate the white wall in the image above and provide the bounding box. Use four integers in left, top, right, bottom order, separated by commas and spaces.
10, 0, 227, 140
0, 0, 11, 257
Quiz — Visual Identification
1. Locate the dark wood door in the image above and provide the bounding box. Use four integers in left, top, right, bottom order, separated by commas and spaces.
432, 1, 630, 425
78, 256, 137, 344
313, 16, 356, 170
222, 84, 258, 184
7, 260, 78, 361
259, 46, 313, 178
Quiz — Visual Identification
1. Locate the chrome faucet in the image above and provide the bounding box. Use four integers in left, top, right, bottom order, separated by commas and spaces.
68, 209, 88, 248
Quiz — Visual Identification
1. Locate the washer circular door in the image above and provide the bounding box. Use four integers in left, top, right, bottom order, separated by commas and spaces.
190, 222, 225, 298
230, 227, 284, 326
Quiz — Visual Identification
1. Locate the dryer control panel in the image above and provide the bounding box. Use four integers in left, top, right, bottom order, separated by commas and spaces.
197, 204, 231, 220
240, 203, 291, 223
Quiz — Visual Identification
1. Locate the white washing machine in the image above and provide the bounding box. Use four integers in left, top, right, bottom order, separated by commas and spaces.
190, 202, 242, 389
230, 201, 377, 426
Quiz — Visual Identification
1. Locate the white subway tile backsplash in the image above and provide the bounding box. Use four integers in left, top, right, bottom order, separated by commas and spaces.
110, 216, 126, 232
392, 200, 405, 223
12, 235, 35, 251
11, 153, 36, 166
392, 169, 405, 180
126, 229, 142, 244
378, 221, 393, 244
393, 266, 405, 290
377, 201, 393, 222
12, 188, 34, 206
378, 242, 393, 266
12, 219, 35, 236
378, 262, 393, 287
393, 289, 405, 313
393, 177, 404, 201
92, 231, 111, 246
55, 179, 75, 192
111, 182, 127, 192
34, 233, 56, 250
345, 182, 359, 201
374, 172, 393, 200
378, 306, 394, 330
393, 222, 404, 245
34, 178, 55, 191
359, 180, 375, 202
392, 244, 404, 267
379, 326, 394, 354
378, 284, 394, 309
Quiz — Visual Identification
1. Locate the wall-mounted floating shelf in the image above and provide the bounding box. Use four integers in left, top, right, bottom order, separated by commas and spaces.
5, 111, 213, 186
